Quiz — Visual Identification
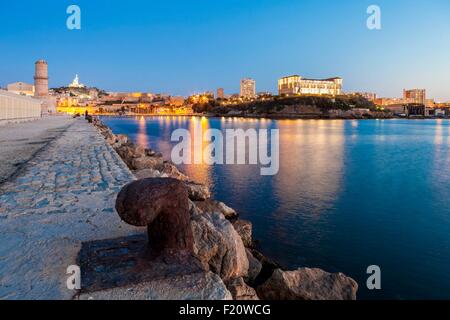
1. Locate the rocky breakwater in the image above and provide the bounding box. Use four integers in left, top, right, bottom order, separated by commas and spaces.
93, 119, 358, 300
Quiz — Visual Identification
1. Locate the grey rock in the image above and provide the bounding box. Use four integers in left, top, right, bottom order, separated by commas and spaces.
158, 162, 190, 181
232, 219, 253, 247
131, 156, 164, 171
115, 144, 136, 167
190, 207, 249, 282
185, 182, 211, 201
257, 268, 358, 300
194, 199, 238, 220
132, 145, 147, 158
226, 277, 259, 300
115, 134, 129, 146
245, 249, 262, 284
133, 169, 168, 180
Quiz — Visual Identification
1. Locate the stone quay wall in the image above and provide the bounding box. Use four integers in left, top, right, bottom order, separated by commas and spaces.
0, 90, 42, 126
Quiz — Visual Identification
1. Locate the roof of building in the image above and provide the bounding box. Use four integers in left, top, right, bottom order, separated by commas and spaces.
279, 75, 300, 79
279, 75, 342, 81
302, 77, 342, 81
7, 82, 34, 87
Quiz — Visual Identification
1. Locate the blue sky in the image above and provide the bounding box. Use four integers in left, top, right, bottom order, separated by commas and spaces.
1, 0, 449, 100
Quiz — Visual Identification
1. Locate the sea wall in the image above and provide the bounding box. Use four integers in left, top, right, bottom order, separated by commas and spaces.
0, 89, 42, 126
92, 118, 359, 300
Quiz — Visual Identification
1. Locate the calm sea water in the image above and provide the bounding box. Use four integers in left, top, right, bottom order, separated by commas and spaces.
101, 116, 450, 300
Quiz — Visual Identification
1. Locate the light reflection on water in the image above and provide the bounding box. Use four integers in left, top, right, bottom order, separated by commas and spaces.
102, 116, 450, 300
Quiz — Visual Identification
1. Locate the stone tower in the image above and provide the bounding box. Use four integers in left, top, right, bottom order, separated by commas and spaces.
34, 60, 49, 97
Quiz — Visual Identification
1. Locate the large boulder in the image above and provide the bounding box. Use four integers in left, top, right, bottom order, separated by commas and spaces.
115, 144, 136, 167
112, 134, 129, 148
194, 199, 238, 220
132, 145, 148, 159
257, 268, 358, 300
185, 182, 211, 201
158, 162, 190, 181
245, 249, 262, 284
190, 205, 249, 282
232, 220, 253, 247
131, 156, 164, 171
103, 131, 116, 145
134, 169, 168, 180
226, 277, 259, 300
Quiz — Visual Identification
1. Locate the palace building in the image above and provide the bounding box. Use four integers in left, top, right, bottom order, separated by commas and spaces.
278, 75, 343, 96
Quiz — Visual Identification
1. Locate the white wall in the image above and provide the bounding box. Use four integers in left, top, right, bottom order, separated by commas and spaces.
0, 90, 42, 125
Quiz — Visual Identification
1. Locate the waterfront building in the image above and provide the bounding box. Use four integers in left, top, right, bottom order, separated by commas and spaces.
435, 108, 446, 117
278, 75, 343, 96
169, 96, 185, 107
403, 89, 426, 105
406, 104, 428, 116
240, 78, 256, 98
7, 82, 35, 96
217, 88, 224, 99
375, 98, 406, 106
352, 92, 377, 101
69, 74, 85, 88
0, 89, 42, 125
385, 104, 407, 115
425, 99, 435, 108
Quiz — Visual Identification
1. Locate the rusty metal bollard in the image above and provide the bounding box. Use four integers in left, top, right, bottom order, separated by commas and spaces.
116, 178, 194, 258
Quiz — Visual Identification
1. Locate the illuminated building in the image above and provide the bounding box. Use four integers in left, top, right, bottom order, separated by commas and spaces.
352, 92, 377, 101
240, 78, 256, 98
169, 96, 185, 107
278, 75, 343, 96
403, 89, 426, 105
217, 88, 224, 99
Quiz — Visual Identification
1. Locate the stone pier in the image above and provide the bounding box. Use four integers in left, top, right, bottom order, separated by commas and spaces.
0, 118, 231, 300
0, 119, 140, 299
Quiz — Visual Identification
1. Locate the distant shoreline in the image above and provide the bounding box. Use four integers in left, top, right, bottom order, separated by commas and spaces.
95, 113, 449, 121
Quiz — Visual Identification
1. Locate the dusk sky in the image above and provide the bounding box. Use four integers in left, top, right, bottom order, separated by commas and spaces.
1, 0, 449, 100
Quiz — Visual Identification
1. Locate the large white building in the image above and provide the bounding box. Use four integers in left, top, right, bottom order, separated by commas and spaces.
278, 75, 343, 96
240, 78, 256, 98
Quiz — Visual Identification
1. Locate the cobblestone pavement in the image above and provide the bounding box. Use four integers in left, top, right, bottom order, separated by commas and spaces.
0, 116, 75, 184
0, 119, 140, 299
